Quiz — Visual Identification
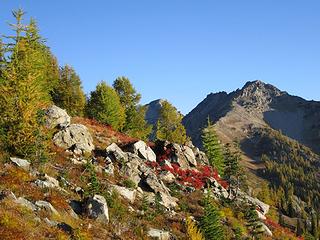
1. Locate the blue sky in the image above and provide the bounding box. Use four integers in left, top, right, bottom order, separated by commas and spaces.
1, 0, 319, 114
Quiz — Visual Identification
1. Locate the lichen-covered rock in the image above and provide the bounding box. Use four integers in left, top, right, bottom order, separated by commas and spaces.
46, 105, 71, 129
53, 124, 94, 154
34, 174, 60, 189
35, 200, 60, 216
10, 157, 30, 171
147, 228, 170, 240
15, 197, 37, 211
84, 195, 109, 223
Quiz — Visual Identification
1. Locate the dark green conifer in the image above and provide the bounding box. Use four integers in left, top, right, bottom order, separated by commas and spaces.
202, 118, 224, 174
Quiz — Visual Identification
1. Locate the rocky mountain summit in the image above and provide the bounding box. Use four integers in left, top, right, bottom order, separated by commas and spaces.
183, 80, 320, 153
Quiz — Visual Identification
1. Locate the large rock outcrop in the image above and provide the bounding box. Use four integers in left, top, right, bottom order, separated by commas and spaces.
53, 124, 94, 154
84, 195, 109, 223
130, 140, 157, 162
46, 105, 71, 129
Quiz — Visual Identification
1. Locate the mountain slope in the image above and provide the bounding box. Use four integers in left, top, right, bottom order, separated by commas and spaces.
183, 80, 320, 154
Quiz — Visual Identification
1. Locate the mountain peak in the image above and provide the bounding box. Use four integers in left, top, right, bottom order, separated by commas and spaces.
242, 80, 280, 92
236, 80, 283, 110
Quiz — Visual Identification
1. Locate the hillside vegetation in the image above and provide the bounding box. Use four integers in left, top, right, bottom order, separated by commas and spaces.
0, 9, 318, 240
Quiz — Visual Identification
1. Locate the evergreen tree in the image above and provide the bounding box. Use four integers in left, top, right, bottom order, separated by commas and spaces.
52, 64, 86, 116
245, 205, 264, 239
124, 105, 152, 140
202, 118, 224, 174
0, 9, 51, 160
26, 19, 59, 94
200, 193, 225, 240
86, 81, 125, 130
256, 182, 273, 206
223, 143, 242, 200
156, 100, 187, 144
113, 76, 151, 139
113, 76, 141, 108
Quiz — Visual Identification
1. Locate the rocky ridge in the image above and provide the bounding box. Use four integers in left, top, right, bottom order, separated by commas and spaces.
183, 80, 320, 154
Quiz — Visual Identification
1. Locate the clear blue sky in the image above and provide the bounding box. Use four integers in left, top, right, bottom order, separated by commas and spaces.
1, 0, 319, 114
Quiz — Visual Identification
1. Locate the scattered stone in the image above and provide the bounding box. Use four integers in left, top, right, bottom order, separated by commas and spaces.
170, 144, 190, 169
15, 197, 37, 211
145, 173, 170, 196
10, 157, 30, 171
46, 105, 71, 129
122, 156, 142, 186
84, 195, 109, 223
111, 185, 136, 203
159, 192, 178, 209
132, 140, 157, 162
147, 228, 171, 240
0, 190, 16, 201
106, 143, 127, 162
53, 124, 94, 154
244, 195, 270, 215
75, 187, 84, 198
104, 162, 114, 175
35, 174, 60, 189
35, 200, 60, 216
70, 157, 88, 165
159, 171, 176, 184
261, 223, 273, 237
256, 210, 266, 220
44, 217, 59, 227
183, 146, 197, 167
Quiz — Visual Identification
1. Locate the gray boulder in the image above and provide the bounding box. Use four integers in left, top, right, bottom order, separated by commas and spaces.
147, 228, 170, 240
159, 171, 176, 184
144, 172, 178, 208
10, 157, 30, 171
111, 185, 137, 203
15, 197, 37, 211
171, 144, 190, 169
35, 174, 60, 189
53, 124, 94, 154
132, 140, 157, 162
159, 192, 178, 209
46, 105, 71, 129
183, 146, 197, 167
244, 195, 270, 215
145, 173, 170, 196
85, 195, 109, 223
104, 162, 115, 176
106, 143, 128, 162
35, 200, 60, 216
121, 154, 142, 185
